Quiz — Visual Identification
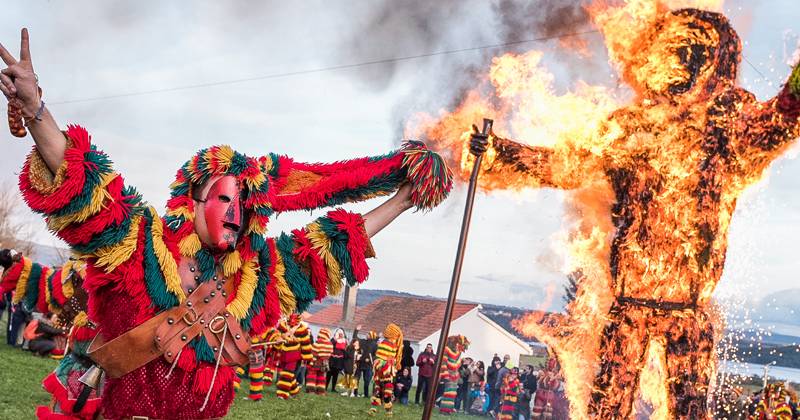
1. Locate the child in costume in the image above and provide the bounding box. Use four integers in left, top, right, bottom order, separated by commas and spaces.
498, 368, 521, 420
234, 329, 276, 401
439, 335, 470, 414
369, 323, 403, 417
0, 28, 454, 420
306, 327, 333, 394
275, 313, 313, 399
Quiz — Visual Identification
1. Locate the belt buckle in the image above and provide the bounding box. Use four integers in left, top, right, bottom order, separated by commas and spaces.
131, 416, 149, 420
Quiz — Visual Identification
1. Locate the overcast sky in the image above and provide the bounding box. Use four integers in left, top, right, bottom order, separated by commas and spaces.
0, 0, 798, 311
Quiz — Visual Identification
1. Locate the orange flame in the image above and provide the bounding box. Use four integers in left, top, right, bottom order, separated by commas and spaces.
409, 0, 800, 418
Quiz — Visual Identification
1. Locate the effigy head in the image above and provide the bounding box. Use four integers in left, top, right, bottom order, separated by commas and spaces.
626, 8, 741, 98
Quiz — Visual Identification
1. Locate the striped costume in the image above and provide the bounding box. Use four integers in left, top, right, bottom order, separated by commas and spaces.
275, 314, 312, 399
1, 255, 101, 420
233, 327, 281, 401
15, 125, 452, 419
498, 374, 521, 420
439, 335, 470, 414
306, 328, 333, 394
369, 323, 403, 417
751, 383, 795, 420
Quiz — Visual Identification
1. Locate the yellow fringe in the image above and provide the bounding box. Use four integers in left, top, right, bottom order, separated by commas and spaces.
306, 222, 343, 297
43, 267, 53, 312
72, 311, 88, 328
149, 208, 186, 303
27, 142, 70, 195
178, 233, 202, 258
273, 250, 295, 316
166, 205, 194, 221
222, 250, 243, 277
227, 257, 258, 320
94, 215, 143, 273
47, 172, 118, 232
12, 257, 33, 304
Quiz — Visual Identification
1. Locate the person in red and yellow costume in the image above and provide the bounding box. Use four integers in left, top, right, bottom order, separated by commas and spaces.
439, 335, 470, 414
751, 382, 795, 420
261, 325, 283, 388
306, 327, 334, 395
275, 313, 313, 399
0, 29, 453, 419
1, 250, 100, 420
369, 323, 403, 417
498, 368, 521, 420
531, 357, 561, 420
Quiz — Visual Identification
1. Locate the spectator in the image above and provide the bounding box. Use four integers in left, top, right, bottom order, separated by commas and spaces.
395, 367, 413, 405
357, 331, 378, 399
467, 360, 485, 411
327, 328, 347, 391
518, 364, 537, 420
415, 343, 436, 404
455, 357, 472, 411
26, 313, 66, 356
487, 357, 502, 415
401, 340, 415, 371
490, 359, 510, 415
469, 382, 490, 415
341, 328, 362, 397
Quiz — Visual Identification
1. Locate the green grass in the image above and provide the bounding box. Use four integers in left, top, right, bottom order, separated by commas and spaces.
0, 321, 473, 419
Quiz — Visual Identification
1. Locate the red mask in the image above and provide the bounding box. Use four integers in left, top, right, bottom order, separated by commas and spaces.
197, 176, 243, 252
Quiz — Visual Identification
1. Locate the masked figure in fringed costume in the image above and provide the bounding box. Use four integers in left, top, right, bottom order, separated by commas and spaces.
275, 313, 313, 399
751, 382, 795, 420
0, 28, 453, 419
369, 323, 403, 417
0, 250, 100, 420
531, 357, 561, 420
439, 335, 470, 415
306, 327, 333, 394
468, 9, 800, 419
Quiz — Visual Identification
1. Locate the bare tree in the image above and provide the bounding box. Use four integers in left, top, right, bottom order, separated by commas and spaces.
0, 182, 35, 256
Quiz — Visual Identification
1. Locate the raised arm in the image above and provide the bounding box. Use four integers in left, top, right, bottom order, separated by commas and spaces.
1, 29, 65, 172
469, 126, 593, 190
731, 62, 800, 174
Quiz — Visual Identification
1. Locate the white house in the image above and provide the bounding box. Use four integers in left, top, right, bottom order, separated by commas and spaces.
305, 294, 532, 385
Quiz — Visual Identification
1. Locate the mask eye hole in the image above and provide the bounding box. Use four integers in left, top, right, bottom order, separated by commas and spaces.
218, 195, 231, 203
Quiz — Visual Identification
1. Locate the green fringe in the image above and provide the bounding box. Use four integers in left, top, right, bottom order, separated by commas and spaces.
790, 62, 800, 96
276, 233, 315, 313
23, 263, 43, 310
191, 336, 216, 363
317, 216, 356, 286
50, 147, 114, 217
142, 216, 179, 310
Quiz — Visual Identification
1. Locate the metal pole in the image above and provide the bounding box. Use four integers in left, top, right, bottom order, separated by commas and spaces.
421, 118, 492, 420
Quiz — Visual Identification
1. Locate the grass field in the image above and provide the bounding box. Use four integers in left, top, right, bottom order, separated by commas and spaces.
0, 321, 474, 419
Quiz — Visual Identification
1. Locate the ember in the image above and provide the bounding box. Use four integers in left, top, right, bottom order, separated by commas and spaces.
408, 0, 800, 418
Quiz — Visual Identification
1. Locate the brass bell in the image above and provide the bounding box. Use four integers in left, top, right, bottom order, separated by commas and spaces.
78, 365, 104, 389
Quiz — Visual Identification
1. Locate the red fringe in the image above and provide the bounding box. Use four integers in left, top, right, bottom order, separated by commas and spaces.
270, 153, 404, 212
0, 257, 26, 293
70, 326, 97, 342
57, 176, 131, 244
20, 125, 92, 215
192, 364, 234, 396
328, 210, 370, 283
40, 372, 101, 419
291, 229, 328, 300
51, 269, 68, 307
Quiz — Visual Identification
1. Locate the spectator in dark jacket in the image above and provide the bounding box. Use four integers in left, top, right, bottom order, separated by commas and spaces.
486, 357, 502, 399
415, 343, 437, 404
455, 357, 472, 411
401, 340, 415, 371
341, 329, 362, 397
395, 367, 413, 405
357, 330, 378, 398
518, 364, 538, 420
28, 313, 66, 356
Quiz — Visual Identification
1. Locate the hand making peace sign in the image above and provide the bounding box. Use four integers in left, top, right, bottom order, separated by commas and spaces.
0, 28, 41, 116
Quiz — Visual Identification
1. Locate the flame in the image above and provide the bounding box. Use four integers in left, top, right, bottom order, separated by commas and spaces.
410, 0, 800, 418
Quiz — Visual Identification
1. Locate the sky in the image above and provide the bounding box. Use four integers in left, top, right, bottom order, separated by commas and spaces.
0, 0, 799, 312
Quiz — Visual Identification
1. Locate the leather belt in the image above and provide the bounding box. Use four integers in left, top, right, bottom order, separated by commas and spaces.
88, 276, 249, 378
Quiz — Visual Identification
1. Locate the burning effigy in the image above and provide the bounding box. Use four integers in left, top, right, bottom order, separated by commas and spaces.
409, 0, 800, 418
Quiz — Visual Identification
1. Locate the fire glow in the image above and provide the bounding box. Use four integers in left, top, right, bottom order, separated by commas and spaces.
407, 0, 800, 418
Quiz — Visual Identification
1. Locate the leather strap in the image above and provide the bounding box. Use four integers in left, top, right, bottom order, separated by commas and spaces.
88, 259, 251, 378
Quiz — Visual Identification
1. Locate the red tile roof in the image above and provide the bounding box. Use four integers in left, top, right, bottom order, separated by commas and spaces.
305, 295, 478, 342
